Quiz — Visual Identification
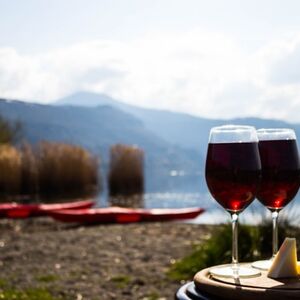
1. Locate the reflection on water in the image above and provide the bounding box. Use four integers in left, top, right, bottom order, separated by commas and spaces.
108, 194, 144, 208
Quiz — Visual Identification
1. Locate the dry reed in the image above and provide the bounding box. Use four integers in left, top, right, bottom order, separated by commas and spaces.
20, 142, 38, 196
0, 145, 21, 195
108, 144, 144, 196
0, 142, 100, 201
36, 141, 99, 197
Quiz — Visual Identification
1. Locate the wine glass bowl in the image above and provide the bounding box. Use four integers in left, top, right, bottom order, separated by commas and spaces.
252, 128, 300, 270
256, 129, 300, 210
205, 125, 261, 278
206, 142, 261, 213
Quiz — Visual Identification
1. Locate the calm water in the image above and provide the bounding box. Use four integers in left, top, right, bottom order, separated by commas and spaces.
96, 191, 300, 225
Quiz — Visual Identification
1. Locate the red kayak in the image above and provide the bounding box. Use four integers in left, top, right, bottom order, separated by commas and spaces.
0, 203, 19, 217
1, 200, 95, 219
49, 207, 205, 224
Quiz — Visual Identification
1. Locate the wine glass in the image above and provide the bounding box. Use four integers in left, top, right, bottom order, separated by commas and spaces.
252, 128, 300, 270
205, 125, 261, 278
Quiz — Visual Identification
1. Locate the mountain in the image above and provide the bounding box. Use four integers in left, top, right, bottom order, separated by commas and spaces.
56, 91, 300, 152
2, 92, 300, 193
57, 91, 209, 150
56, 92, 121, 108
0, 98, 201, 192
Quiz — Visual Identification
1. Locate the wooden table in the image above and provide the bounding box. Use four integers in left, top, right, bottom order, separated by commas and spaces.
175, 264, 300, 300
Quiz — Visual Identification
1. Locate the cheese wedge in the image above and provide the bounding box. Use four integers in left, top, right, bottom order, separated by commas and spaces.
268, 238, 298, 279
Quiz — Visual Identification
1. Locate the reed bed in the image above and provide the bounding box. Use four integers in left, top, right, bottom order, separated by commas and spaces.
20, 142, 38, 196
0, 145, 21, 195
36, 142, 99, 197
0, 142, 100, 201
108, 144, 144, 196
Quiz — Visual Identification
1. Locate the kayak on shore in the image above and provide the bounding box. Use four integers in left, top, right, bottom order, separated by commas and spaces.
0, 200, 95, 219
49, 207, 205, 224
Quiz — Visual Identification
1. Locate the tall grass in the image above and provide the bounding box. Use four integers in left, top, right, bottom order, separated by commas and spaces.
20, 142, 38, 196
0, 145, 21, 195
0, 142, 100, 201
36, 142, 99, 197
108, 144, 144, 196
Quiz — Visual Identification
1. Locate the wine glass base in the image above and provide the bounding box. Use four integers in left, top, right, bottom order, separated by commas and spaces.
209, 264, 261, 278
252, 259, 273, 271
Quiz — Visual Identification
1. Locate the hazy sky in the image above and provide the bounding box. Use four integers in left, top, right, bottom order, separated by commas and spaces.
1, 0, 300, 122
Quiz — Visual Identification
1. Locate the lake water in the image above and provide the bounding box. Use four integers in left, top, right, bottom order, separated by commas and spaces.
96, 190, 300, 225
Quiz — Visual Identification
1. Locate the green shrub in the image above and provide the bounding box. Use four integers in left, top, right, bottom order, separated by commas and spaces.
0, 115, 22, 144
167, 220, 298, 281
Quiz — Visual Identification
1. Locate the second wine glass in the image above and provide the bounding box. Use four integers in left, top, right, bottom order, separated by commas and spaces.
252, 128, 300, 270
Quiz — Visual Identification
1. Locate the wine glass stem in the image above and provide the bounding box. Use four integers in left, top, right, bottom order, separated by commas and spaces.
272, 210, 279, 258
231, 213, 239, 266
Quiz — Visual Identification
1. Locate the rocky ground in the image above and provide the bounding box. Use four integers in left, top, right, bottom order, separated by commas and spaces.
0, 218, 212, 300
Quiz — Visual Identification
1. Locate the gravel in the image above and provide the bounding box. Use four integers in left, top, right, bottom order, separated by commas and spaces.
0, 218, 211, 300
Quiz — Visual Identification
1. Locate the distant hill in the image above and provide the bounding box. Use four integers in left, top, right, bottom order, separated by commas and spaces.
56, 91, 300, 152
56, 91, 120, 108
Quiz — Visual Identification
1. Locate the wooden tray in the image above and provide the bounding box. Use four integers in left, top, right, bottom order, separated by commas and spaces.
194, 263, 300, 300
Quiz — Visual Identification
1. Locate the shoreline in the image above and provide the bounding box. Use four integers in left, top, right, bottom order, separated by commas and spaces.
0, 218, 212, 300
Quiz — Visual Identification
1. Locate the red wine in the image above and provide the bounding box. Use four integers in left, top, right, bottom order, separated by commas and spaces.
205, 142, 261, 213
256, 139, 300, 210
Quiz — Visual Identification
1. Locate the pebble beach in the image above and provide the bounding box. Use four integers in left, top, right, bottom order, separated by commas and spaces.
0, 218, 212, 300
